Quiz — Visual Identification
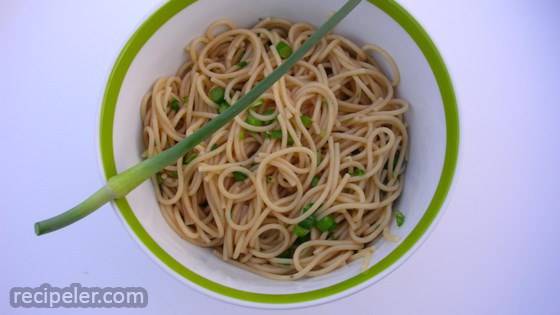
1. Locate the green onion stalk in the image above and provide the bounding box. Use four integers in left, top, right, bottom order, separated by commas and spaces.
34, 0, 362, 236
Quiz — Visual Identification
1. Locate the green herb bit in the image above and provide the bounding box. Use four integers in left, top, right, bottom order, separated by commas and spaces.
395, 210, 405, 227
209, 87, 225, 103
316, 215, 336, 232
294, 233, 311, 245
293, 225, 309, 237
350, 168, 365, 177
237, 61, 249, 68
233, 171, 248, 182
169, 171, 179, 178
266, 175, 273, 183
276, 41, 293, 59
301, 203, 314, 213
298, 214, 316, 229
182, 96, 189, 104
265, 129, 283, 139
250, 98, 264, 108
239, 130, 245, 140
246, 114, 263, 126
287, 135, 294, 146
317, 151, 322, 166
311, 175, 320, 188
170, 99, 180, 111
218, 100, 230, 114
183, 153, 198, 165
211, 144, 219, 151
261, 108, 277, 125
300, 114, 312, 128
262, 108, 275, 115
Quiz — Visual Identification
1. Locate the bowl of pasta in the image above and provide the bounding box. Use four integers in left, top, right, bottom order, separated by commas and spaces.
98, 0, 459, 308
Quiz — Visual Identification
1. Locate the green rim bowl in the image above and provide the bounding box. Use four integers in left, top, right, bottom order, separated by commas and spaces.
99, 0, 459, 309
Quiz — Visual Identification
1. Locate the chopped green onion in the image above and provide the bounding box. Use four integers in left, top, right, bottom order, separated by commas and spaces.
295, 233, 311, 245
298, 214, 316, 229
246, 114, 263, 126
209, 87, 225, 103
395, 210, 405, 227
350, 168, 365, 177
211, 144, 219, 151
278, 236, 311, 258
237, 61, 249, 68
260, 109, 277, 125
266, 176, 273, 183
169, 171, 178, 178
302, 203, 314, 213
265, 130, 283, 139
156, 174, 163, 184
287, 135, 294, 146
311, 175, 320, 188
183, 96, 189, 104
300, 114, 312, 128
293, 225, 309, 237
233, 171, 248, 182
317, 151, 322, 166
263, 108, 275, 115
183, 153, 198, 165
316, 215, 336, 232
170, 99, 180, 111
276, 41, 293, 59
250, 98, 264, 108
239, 130, 245, 140
218, 101, 230, 114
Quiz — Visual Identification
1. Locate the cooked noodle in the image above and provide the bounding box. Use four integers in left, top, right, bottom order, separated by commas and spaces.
141, 18, 408, 280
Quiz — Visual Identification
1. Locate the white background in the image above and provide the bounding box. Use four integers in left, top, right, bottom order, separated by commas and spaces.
1, 0, 559, 314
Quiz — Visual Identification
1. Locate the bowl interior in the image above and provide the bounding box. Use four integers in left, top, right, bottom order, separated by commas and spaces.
108, 0, 446, 297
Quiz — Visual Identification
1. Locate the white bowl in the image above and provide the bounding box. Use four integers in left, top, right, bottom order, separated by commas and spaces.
99, 0, 459, 309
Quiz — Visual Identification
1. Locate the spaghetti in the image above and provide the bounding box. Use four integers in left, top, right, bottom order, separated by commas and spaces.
141, 18, 408, 280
